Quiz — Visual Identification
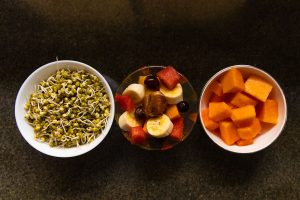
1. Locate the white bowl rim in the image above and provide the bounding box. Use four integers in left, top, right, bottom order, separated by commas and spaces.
199, 64, 287, 154
15, 60, 115, 157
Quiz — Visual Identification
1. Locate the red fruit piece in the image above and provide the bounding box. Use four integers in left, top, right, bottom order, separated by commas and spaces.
157, 66, 181, 90
115, 95, 135, 112
170, 117, 184, 142
130, 126, 148, 145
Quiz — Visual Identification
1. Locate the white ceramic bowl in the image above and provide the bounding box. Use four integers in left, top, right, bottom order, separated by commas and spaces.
199, 65, 287, 153
15, 60, 115, 157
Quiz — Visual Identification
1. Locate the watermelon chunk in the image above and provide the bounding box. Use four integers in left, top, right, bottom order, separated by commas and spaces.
115, 94, 135, 112
157, 66, 181, 90
130, 126, 148, 145
169, 117, 184, 142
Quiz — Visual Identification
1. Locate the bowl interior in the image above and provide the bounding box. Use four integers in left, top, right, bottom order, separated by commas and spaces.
15, 60, 115, 157
115, 66, 198, 150
200, 65, 287, 153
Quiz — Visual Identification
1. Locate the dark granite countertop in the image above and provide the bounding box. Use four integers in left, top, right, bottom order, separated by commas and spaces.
1, 0, 299, 199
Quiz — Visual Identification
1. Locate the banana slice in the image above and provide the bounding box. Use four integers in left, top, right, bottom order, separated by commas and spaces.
146, 114, 174, 138
160, 83, 183, 104
118, 111, 142, 131
122, 83, 145, 104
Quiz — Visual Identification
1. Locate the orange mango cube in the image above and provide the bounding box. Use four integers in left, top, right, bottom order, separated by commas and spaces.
236, 139, 254, 146
219, 121, 240, 145
211, 81, 223, 97
208, 102, 232, 122
201, 108, 219, 131
257, 99, 278, 124
244, 75, 273, 102
166, 105, 181, 120
237, 118, 261, 139
231, 105, 256, 127
221, 68, 245, 94
230, 92, 258, 107
138, 76, 147, 85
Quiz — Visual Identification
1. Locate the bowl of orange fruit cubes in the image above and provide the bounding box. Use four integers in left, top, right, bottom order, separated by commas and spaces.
199, 65, 287, 153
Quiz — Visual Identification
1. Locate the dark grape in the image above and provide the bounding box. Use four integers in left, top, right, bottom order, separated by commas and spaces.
135, 106, 146, 120
144, 75, 160, 90
177, 101, 189, 112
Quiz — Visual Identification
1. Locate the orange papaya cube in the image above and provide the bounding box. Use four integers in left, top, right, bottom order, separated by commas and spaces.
219, 121, 240, 145
208, 102, 232, 122
138, 76, 147, 85
237, 118, 261, 139
230, 92, 258, 107
220, 68, 245, 94
231, 105, 256, 127
166, 105, 181, 120
209, 93, 223, 102
201, 108, 219, 131
211, 81, 223, 97
257, 99, 278, 124
244, 75, 273, 102
236, 139, 254, 146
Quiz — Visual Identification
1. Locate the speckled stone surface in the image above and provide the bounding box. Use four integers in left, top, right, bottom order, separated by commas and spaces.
1, 0, 300, 199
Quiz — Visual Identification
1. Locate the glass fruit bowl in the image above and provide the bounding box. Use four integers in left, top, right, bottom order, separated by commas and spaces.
114, 66, 198, 150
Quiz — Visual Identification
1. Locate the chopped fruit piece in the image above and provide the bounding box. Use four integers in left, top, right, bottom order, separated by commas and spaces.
230, 92, 258, 107
170, 117, 184, 142
177, 101, 189, 112
166, 104, 181, 120
143, 91, 167, 117
118, 111, 142, 131
130, 126, 147, 145
221, 68, 245, 94
237, 118, 261, 139
138, 76, 147, 85
208, 102, 232, 122
157, 66, 181, 90
211, 81, 223, 96
201, 108, 219, 131
160, 83, 183, 104
122, 83, 145, 104
115, 95, 135, 112
144, 75, 160, 90
257, 99, 278, 124
209, 94, 223, 102
146, 114, 173, 138
236, 139, 254, 146
244, 75, 273, 102
231, 105, 256, 127
219, 121, 240, 145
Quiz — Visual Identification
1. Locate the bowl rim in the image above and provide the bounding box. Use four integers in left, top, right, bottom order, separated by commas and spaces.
199, 64, 287, 154
15, 60, 115, 157
115, 65, 198, 150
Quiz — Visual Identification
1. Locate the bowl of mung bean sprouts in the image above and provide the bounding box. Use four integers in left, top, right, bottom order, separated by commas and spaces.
15, 60, 115, 157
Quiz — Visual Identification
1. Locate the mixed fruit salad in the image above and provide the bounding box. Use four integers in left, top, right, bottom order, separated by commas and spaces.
115, 66, 190, 149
